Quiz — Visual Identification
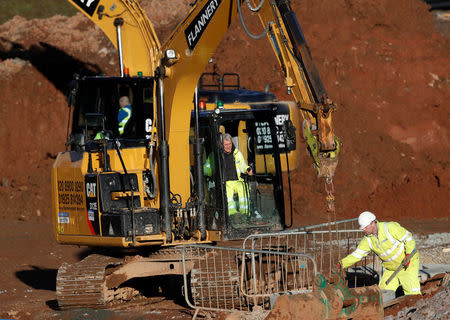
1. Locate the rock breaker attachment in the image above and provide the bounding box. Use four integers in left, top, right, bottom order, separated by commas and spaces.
267, 272, 383, 320
314, 273, 383, 319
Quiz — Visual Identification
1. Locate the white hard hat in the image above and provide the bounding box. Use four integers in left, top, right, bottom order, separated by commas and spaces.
358, 211, 376, 230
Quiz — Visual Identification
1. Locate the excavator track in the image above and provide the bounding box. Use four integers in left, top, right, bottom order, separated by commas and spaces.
56, 254, 122, 309
147, 245, 191, 260
56, 246, 247, 310
56, 246, 199, 310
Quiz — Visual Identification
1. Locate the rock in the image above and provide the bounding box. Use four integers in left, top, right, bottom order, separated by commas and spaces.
7, 310, 18, 317
385, 285, 450, 319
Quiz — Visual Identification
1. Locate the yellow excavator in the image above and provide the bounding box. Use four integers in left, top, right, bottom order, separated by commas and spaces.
52, 0, 340, 309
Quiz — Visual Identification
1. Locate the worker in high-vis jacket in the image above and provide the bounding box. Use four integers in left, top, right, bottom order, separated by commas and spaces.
94, 96, 132, 140
205, 133, 252, 224
338, 211, 421, 296
118, 96, 132, 136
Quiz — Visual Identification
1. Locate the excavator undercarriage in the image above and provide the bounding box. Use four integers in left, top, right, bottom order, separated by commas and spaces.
55, 220, 385, 318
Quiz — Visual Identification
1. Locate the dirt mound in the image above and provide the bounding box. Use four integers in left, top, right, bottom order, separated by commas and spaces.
0, 0, 449, 227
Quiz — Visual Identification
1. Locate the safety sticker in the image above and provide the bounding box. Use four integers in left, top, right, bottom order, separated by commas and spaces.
298, 259, 307, 268
58, 212, 70, 224
88, 210, 95, 221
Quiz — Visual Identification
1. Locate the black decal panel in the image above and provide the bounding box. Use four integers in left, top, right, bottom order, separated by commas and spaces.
72, 0, 100, 17
255, 105, 296, 154
85, 174, 100, 235
184, 0, 222, 51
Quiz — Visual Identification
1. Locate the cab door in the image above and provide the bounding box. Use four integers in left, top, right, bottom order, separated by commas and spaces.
208, 110, 285, 239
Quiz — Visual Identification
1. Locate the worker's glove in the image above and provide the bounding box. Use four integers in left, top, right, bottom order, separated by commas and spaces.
332, 262, 342, 273
404, 253, 411, 269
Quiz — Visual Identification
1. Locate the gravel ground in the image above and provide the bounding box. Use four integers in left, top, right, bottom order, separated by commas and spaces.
417, 233, 450, 265
384, 284, 450, 320
383, 233, 450, 319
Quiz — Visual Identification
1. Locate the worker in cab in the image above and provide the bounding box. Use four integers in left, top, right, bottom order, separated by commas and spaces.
118, 96, 132, 136
337, 211, 420, 296
205, 133, 252, 224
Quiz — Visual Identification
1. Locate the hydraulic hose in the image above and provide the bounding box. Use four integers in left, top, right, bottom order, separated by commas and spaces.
237, 0, 271, 39
246, 0, 265, 12
194, 87, 206, 240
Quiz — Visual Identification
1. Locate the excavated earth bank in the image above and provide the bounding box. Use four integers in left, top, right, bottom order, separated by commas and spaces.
0, 0, 448, 319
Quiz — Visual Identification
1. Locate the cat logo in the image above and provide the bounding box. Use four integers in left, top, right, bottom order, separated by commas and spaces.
86, 182, 97, 198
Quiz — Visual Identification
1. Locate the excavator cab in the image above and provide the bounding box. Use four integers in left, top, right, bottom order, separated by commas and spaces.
201, 109, 286, 239
191, 74, 296, 239
58, 74, 290, 244
67, 76, 155, 150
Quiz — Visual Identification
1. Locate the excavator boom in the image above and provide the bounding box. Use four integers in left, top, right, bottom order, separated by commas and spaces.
154, 0, 339, 200
253, 0, 338, 158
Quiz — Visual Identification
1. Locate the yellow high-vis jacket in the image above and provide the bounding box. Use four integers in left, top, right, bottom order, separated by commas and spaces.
204, 148, 250, 181
341, 221, 416, 271
231, 148, 250, 182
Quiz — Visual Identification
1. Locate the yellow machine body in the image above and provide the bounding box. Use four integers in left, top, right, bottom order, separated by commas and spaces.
52, 0, 339, 247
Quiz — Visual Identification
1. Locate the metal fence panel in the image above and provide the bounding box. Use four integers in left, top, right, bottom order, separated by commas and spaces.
182, 244, 316, 313
181, 220, 382, 314
288, 218, 360, 232
243, 227, 380, 285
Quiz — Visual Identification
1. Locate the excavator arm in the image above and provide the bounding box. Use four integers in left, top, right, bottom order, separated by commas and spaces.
155, 0, 244, 202
246, 0, 339, 176
66, 0, 340, 204
67, 0, 160, 75
156, 0, 340, 201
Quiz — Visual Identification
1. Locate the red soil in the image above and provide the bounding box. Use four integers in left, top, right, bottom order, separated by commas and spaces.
0, 0, 449, 318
